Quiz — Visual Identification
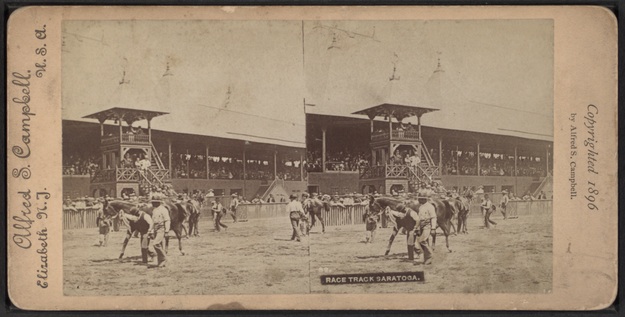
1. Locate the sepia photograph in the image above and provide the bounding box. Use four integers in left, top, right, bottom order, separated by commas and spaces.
6, 5, 617, 311
61, 18, 553, 296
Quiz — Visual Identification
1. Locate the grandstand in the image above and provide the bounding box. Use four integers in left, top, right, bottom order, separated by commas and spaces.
62, 19, 553, 200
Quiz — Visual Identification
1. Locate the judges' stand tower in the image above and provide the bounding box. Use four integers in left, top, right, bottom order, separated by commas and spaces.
84, 107, 171, 198
353, 103, 440, 194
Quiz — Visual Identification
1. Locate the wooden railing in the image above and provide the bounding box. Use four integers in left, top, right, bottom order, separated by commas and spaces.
91, 169, 116, 183
101, 133, 150, 145
371, 130, 420, 142
91, 167, 171, 184
325, 204, 368, 226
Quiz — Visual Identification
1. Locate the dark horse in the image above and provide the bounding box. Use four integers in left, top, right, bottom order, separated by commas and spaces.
368, 196, 455, 257
103, 199, 188, 260
304, 197, 331, 233
186, 199, 201, 237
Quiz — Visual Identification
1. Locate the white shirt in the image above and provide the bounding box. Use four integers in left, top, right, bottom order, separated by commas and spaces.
287, 200, 305, 218
418, 203, 437, 228
151, 205, 171, 232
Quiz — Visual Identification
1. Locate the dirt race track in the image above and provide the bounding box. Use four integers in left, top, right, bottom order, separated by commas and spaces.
64, 210, 552, 296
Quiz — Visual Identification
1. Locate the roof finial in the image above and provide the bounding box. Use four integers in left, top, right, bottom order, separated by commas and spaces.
435, 51, 444, 73
119, 70, 129, 85
163, 58, 173, 77
328, 32, 340, 50
389, 52, 400, 81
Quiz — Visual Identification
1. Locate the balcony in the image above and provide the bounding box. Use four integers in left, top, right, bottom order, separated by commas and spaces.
371, 130, 420, 142
91, 167, 171, 184
359, 164, 410, 179
101, 133, 150, 145
359, 163, 439, 181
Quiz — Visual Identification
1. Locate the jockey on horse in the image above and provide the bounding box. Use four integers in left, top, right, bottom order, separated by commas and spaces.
303, 192, 330, 234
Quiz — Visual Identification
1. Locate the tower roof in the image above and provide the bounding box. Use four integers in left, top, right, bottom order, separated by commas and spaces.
352, 103, 439, 121
83, 107, 169, 125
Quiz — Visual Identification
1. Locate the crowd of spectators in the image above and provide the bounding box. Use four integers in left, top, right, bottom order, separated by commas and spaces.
63, 153, 100, 176
440, 149, 549, 177
168, 152, 303, 181
306, 149, 371, 172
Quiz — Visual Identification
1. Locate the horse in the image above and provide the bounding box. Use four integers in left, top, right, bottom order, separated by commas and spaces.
369, 196, 455, 256
304, 197, 331, 233
103, 199, 187, 260
368, 196, 421, 259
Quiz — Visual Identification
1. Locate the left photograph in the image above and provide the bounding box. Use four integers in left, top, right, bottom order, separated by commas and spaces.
62, 20, 310, 295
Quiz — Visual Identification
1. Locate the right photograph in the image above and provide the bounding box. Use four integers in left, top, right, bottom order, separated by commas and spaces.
303, 19, 553, 294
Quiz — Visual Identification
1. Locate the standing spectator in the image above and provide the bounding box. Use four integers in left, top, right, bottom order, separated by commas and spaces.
362, 206, 379, 243
416, 194, 436, 265
229, 193, 239, 222
482, 194, 497, 228
500, 190, 509, 220
287, 194, 306, 242
96, 211, 112, 247
211, 199, 228, 232
148, 195, 170, 267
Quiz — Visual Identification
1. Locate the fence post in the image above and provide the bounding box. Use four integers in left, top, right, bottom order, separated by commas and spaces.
81, 209, 86, 229
350, 206, 355, 225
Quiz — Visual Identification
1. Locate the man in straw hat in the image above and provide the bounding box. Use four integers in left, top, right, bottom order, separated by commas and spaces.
500, 190, 509, 220
482, 193, 497, 228
229, 193, 240, 222
147, 194, 170, 267
415, 191, 436, 265
287, 194, 306, 242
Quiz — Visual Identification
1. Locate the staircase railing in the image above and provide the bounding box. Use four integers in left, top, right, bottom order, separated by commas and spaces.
151, 144, 166, 170
532, 173, 552, 197
420, 142, 436, 167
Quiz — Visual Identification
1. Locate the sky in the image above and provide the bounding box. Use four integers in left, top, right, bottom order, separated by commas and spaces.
303, 19, 553, 140
62, 19, 553, 146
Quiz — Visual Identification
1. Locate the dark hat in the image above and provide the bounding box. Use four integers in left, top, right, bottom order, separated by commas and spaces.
289, 194, 298, 200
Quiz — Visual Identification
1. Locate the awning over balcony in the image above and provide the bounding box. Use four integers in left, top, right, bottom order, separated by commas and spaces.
352, 103, 439, 122
83, 107, 169, 125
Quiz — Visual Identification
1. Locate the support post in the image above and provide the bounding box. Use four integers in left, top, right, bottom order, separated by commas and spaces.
273, 150, 277, 179
477, 142, 481, 176
118, 118, 123, 138
99, 120, 104, 137
514, 145, 518, 177
168, 139, 172, 177
321, 127, 327, 172
388, 115, 392, 141
438, 138, 443, 172
243, 145, 247, 199
299, 151, 304, 181
243, 147, 247, 180
147, 118, 152, 143
417, 114, 422, 140
456, 145, 459, 176
546, 145, 550, 175
370, 119, 374, 134
206, 144, 210, 180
